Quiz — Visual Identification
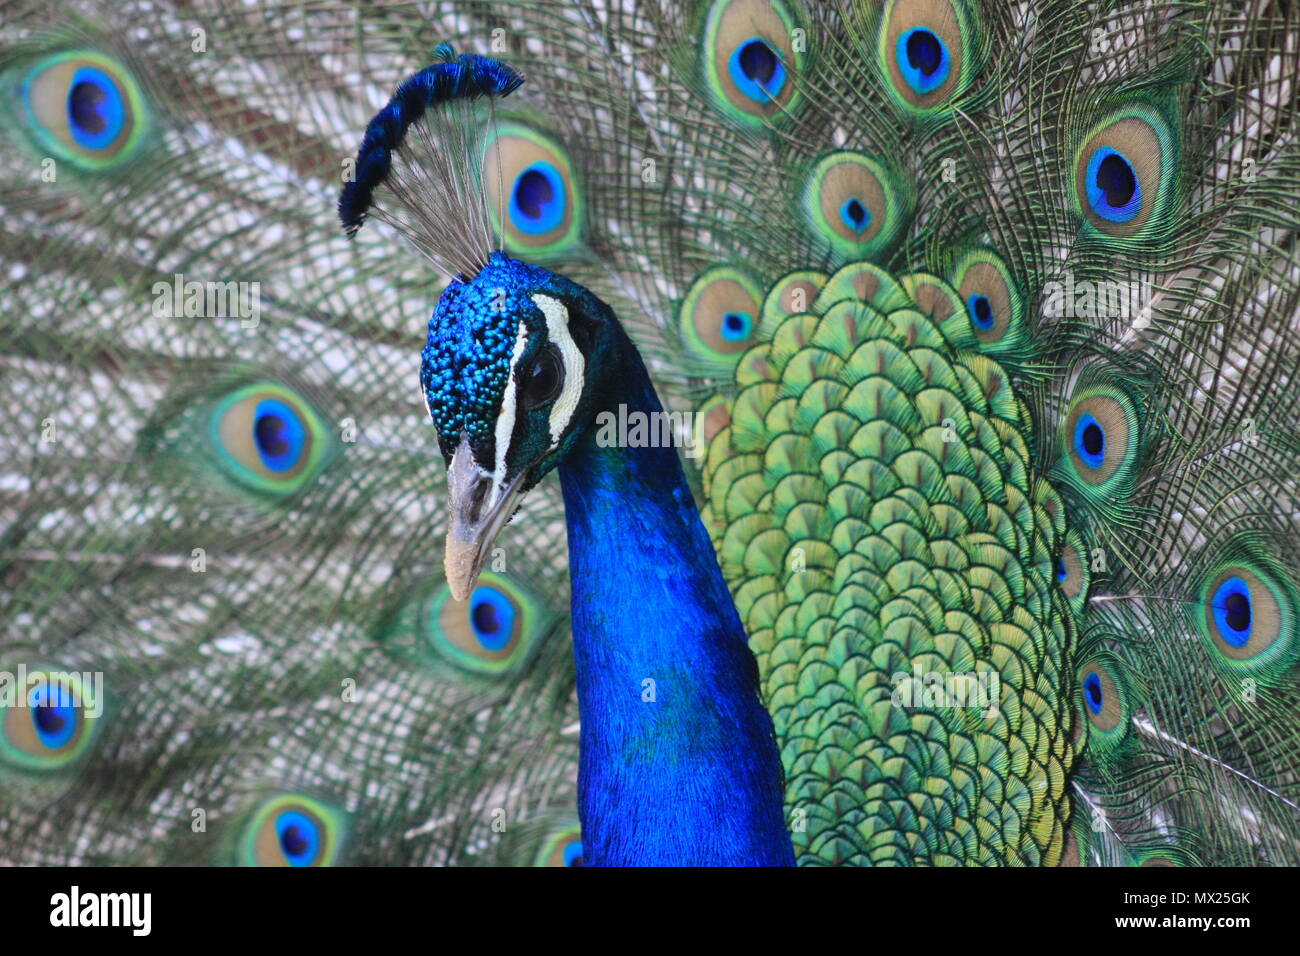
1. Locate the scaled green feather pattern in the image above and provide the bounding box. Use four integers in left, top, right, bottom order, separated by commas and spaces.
702, 267, 1076, 864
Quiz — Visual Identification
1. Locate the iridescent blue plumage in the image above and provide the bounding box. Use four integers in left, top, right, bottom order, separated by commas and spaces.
509, 162, 566, 234
419, 252, 551, 460
1082, 671, 1104, 717
1073, 412, 1107, 471
1086, 147, 1142, 222
1212, 577, 1254, 648
967, 293, 995, 330
252, 398, 306, 472
897, 28, 950, 94
5, 0, 1299, 873
415, 240, 794, 863
728, 38, 786, 103
469, 585, 516, 652
276, 810, 321, 867
555, 350, 794, 865
66, 67, 125, 149
29, 683, 78, 750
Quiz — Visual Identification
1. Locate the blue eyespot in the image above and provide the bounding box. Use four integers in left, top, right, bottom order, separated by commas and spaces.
1056, 559, 1068, 582
896, 28, 951, 95
563, 840, 584, 866
1078, 660, 1127, 746
720, 310, 754, 342
242, 796, 345, 866
967, 293, 995, 330
839, 198, 872, 234
18, 52, 150, 171
1, 671, 100, 771
1085, 147, 1142, 223
1211, 576, 1252, 647
469, 584, 518, 653
509, 161, 566, 235
728, 37, 787, 103
276, 810, 322, 867
1082, 671, 1104, 716
252, 398, 307, 473
1072, 412, 1106, 470
66, 66, 126, 151
207, 384, 328, 496
28, 682, 78, 750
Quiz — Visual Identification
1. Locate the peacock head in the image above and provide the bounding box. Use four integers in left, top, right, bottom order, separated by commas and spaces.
422, 251, 618, 599
338, 51, 620, 597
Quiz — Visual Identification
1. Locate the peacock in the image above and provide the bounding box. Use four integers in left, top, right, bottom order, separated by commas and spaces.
1, 0, 1298, 867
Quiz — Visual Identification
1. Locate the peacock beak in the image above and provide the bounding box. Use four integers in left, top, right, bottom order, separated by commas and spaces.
444, 433, 526, 601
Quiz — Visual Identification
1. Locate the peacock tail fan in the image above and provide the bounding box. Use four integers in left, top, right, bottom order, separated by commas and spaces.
2, 0, 1298, 866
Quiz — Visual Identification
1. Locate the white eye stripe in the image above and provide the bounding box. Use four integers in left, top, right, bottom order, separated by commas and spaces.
492, 320, 530, 498
531, 293, 584, 446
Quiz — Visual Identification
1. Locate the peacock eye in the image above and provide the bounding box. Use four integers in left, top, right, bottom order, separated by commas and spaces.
702, 0, 805, 126
16, 50, 149, 170
521, 345, 563, 408
1071, 105, 1175, 239
482, 123, 583, 258
240, 795, 346, 867
1, 669, 101, 771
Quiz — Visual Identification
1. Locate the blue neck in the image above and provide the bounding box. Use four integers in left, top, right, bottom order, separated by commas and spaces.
557, 343, 793, 867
